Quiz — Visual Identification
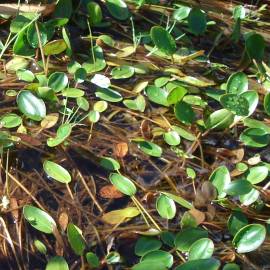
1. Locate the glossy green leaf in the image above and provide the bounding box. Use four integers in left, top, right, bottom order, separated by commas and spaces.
163, 131, 181, 146
220, 94, 249, 116
109, 173, 137, 196
95, 88, 122, 102
188, 238, 214, 260
150, 26, 176, 55
100, 157, 120, 171
162, 192, 193, 209
135, 237, 162, 256
86, 252, 100, 268
233, 5, 246, 20
239, 188, 260, 206
175, 228, 208, 251
240, 90, 258, 116
233, 224, 266, 253
188, 8, 207, 36
76, 97, 89, 111
228, 210, 248, 236
67, 223, 86, 256
87, 2, 103, 26
62, 88, 85, 98
160, 231, 175, 247
106, 0, 130, 20
105, 251, 121, 264
13, 31, 35, 57
146, 85, 169, 106
167, 86, 187, 105
43, 160, 71, 184
54, 0, 73, 19
223, 263, 240, 270
10, 15, 30, 33
123, 95, 146, 112
137, 140, 162, 157
240, 128, 270, 148
173, 6, 191, 21
141, 250, 173, 268
23, 205, 56, 234
47, 123, 72, 147
246, 166, 268, 184
82, 46, 106, 73
171, 126, 196, 141
34, 239, 47, 254
48, 72, 68, 93
156, 194, 176, 219
226, 72, 248, 94
0, 113, 22, 128
264, 92, 270, 116
245, 33, 265, 61
175, 258, 220, 270
17, 90, 46, 121
224, 180, 253, 196
27, 22, 47, 48
74, 68, 87, 83
205, 109, 234, 130
88, 110, 100, 123
111, 65, 135, 79
209, 166, 230, 198
44, 40, 67, 56
16, 69, 35, 82
132, 261, 167, 270
46, 256, 69, 270
174, 101, 195, 125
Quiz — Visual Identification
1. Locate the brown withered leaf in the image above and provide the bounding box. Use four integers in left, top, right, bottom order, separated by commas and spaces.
58, 212, 69, 232
99, 185, 124, 199
188, 208, 205, 225
114, 142, 128, 158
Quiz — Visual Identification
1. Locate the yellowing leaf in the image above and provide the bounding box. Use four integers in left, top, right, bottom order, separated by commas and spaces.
102, 207, 140, 224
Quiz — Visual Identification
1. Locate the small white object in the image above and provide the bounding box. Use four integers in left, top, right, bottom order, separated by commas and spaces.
91, 74, 111, 88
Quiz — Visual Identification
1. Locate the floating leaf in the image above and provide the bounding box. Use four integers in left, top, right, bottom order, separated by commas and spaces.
188, 238, 214, 260
48, 72, 68, 93
233, 224, 266, 253
209, 166, 230, 198
135, 237, 162, 257
43, 160, 71, 184
109, 173, 137, 196
156, 194, 176, 219
150, 26, 176, 55
102, 207, 140, 224
175, 228, 208, 251
240, 128, 270, 148
46, 256, 69, 270
106, 0, 129, 20
188, 8, 207, 36
137, 140, 162, 157
23, 205, 56, 234
17, 90, 46, 121
174, 101, 195, 125
67, 223, 86, 256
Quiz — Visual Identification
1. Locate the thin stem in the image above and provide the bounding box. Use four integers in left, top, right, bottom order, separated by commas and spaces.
35, 21, 47, 75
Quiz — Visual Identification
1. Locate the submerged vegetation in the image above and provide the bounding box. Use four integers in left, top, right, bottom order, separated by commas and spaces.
0, 0, 270, 269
